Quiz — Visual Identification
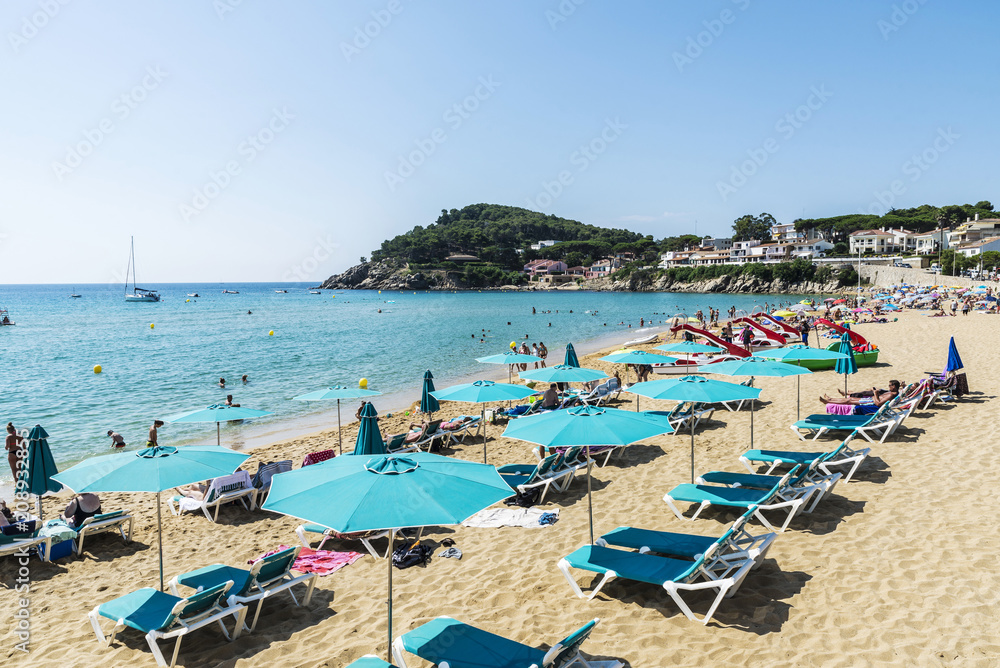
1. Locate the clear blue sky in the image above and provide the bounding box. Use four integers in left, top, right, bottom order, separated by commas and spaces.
2, 1, 997, 283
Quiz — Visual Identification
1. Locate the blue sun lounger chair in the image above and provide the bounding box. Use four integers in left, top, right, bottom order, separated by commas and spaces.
790, 400, 906, 443
88, 581, 247, 668
740, 432, 871, 483
392, 615, 621, 668
0, 520, 53, 563
167, 546, 317, 633
75, 509, 133, 556
663, 467, 810, 533
697, 454, 842, 514
557, 543, 755, 624
499, 453, 570, 503
595, 508, 776, 570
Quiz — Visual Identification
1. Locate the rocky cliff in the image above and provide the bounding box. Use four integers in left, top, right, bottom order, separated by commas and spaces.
319, 261, 843, 294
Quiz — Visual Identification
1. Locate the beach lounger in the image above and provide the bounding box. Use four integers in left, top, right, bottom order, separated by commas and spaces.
168, 546, 317, 633
251, 459, 292, 503
662, 467, 809, 533
88, 581, 247, 668
411, 420, 445, 452
295, 524, 421, 559
440, 415, 483, 445
578, 381, 612, 406
790, 401, 900, 443
169, 471, 258, 523
75, 509, 133, 556
383, 433, 419, 454
498, 453, 569, 503
535, 444, 612, 469
557, 544, 755, 624
740, 432, 871, 483
0, 520, 52, 563
648, 403, 714, 436
392, 615, 620, 668
697, 454, 841, 514
717, 378, 755, 412
596, 508, 776, 570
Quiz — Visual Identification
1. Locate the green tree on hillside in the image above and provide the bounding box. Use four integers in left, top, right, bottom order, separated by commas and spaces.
732, 213, 775, 241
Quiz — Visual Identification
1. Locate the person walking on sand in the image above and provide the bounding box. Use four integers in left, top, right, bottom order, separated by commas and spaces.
147, 420, 164, 447
538, 342, 548, 368
518, 342, 530, 371
531, 343, 540, 369
798, 319, 811, 347
6, 423, 24, 486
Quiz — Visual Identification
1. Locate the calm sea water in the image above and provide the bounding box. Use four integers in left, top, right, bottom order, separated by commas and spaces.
0, 283, 811, 484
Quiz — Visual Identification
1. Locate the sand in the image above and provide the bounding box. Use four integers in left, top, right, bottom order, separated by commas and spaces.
3, 308, 999, 667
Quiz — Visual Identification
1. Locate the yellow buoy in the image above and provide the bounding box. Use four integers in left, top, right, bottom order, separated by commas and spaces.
150, 323, 155, 329
93, 365, 102, 374
359, 378, 368, 389
378, 290, 381, 294
510, 341, 516, 349
268, 330, 274, 336
185, 299, 190, 303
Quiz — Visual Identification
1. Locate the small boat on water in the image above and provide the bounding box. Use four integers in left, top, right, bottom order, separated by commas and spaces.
187, 293, 200, 298
222, 290, 239, 294
123, 237, 160, 302
0, 308, 14, 326
70, 291, 81, 298
275, 289, 288, 293
309, 290, 321, 294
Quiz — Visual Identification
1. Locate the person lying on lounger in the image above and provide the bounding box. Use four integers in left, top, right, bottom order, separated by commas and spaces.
176, 483, 209, 502
388, 421, 431, 444
820, 380, 899, 414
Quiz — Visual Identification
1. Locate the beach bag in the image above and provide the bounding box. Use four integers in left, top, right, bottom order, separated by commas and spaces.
392, 540, 433, 570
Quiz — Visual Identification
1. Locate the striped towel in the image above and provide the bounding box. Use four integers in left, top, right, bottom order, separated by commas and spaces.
252, 544, 363, 576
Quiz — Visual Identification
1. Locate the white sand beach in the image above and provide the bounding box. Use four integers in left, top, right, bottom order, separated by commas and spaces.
4, 309, 999, 667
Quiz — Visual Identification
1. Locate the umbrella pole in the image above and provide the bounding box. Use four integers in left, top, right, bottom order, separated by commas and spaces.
387, 528, 394, 662
750, 396, 755, 450
482, 407, 488, 464
337, 399, 343, 456
587, 446, 594, 544
690, 416, 695, 484
217, 423, 220, 447
157, 492, 164, 592
797, 375, 801, 421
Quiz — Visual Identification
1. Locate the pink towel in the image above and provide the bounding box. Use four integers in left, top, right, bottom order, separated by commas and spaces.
302, 450, 336, 467
252, 545, 363, 576
825, 403, 854, 415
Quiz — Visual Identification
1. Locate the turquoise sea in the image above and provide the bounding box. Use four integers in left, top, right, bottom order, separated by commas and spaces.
0, 283, 811, 486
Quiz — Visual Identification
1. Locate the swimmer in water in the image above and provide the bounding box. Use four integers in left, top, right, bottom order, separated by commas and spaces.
219, 377, 226, 388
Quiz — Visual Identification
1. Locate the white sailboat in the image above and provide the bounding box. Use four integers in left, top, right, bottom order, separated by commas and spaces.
124, 237, 160, 302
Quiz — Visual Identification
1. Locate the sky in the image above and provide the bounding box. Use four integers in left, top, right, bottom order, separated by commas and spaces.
1, 0, 998, 284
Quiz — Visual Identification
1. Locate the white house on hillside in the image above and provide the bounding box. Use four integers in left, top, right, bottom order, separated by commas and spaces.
529, 240, 560, 251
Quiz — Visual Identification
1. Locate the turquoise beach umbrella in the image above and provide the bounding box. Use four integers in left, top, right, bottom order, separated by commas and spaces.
25, 424, 61, 498
834, 332, 858, 394
756, 345, 848, 419
353, 402, 386, 456
519, 365, 607, 384
262, 452, 513, 661
431, 380, 538, 463
564, 342, 581, 367
476, 351, 543, 383
502, 405, 674, 543
53, 445, 250, 591
420, 370, 440, 416
627, 376, 761, 483
655, 341, 723, 354
703, 357, 811, 447
167, 404, 274, 447
294, 385, 383, 456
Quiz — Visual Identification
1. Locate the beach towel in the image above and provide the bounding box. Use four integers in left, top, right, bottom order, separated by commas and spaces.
302, 449, 335, 467
825, 403, 854, 415
251, 544, 363, 576
461, 507, 560, 529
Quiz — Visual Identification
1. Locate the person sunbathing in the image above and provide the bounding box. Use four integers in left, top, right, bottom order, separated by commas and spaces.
540, 383, 559, 409
62, 493, 102, 528
176, 482, 209, 502
388, 421, 431, 443
821, 380, 899, 414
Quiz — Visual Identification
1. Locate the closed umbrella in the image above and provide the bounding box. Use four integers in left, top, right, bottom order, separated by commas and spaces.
476, 351, 543, 383
262, 452, 513, 662
25, 424, 62, 518
834, 331, 858, 394
703, 357, 811, 447
53, 445, 250, 590
503, 405, 673, 542
294, 385, 383, 455
352, 402, 386, 456
756, 345, 848, 419
431, 380, 538, 463
564, 342, 581, 367
627, 376, 760, 483
420, 370, 440, 418
167, 404, 273, 447
945, 336, 964, 373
